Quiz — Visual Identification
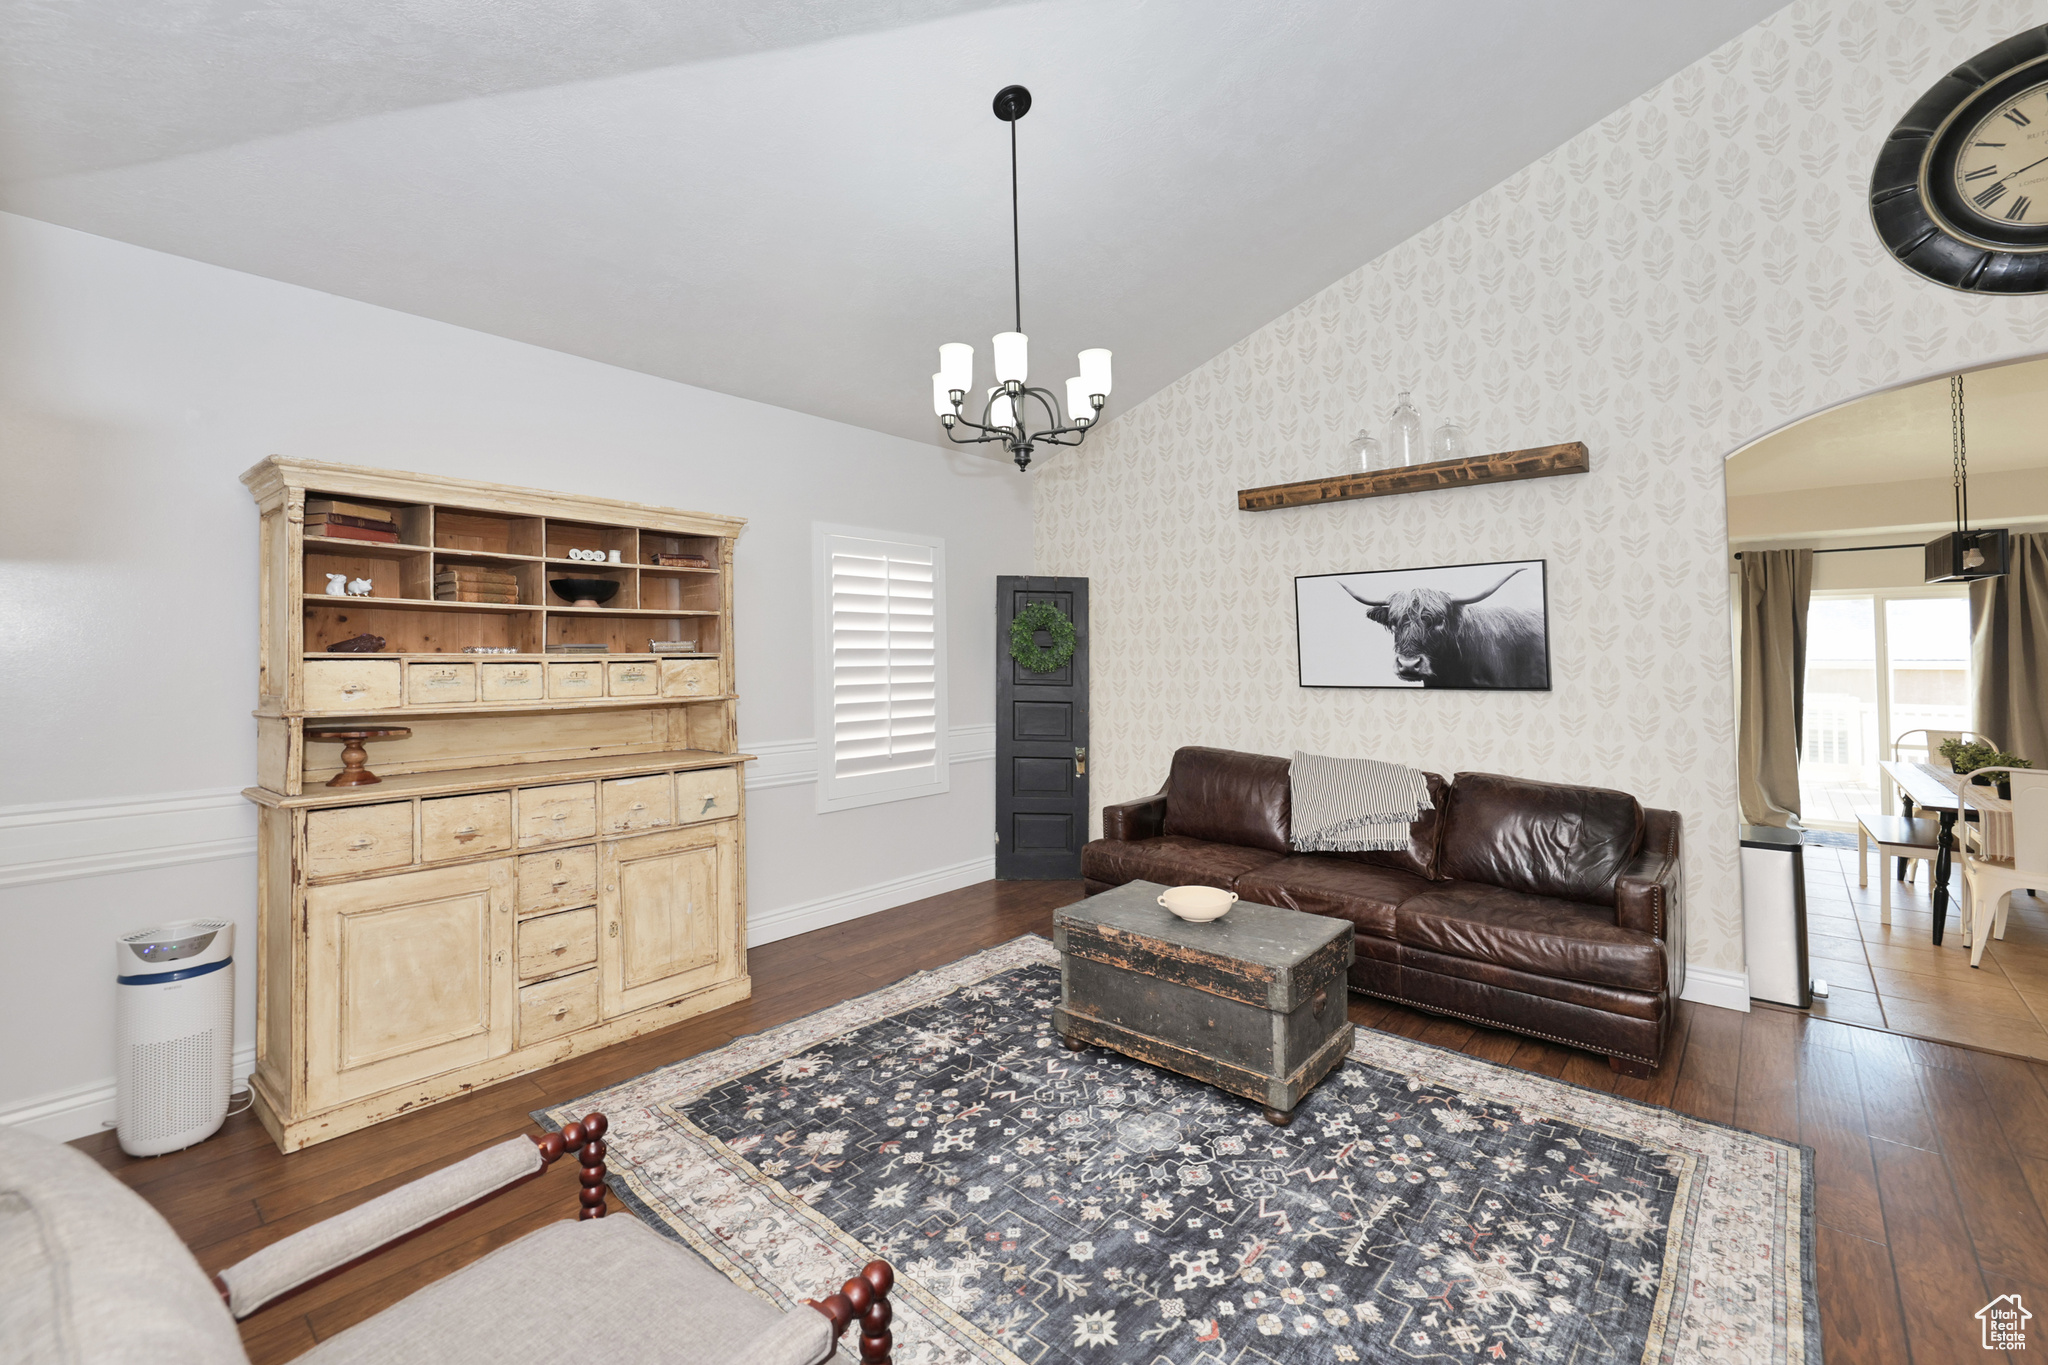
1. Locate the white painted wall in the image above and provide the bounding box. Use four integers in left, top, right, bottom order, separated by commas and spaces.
0, 212, 1032, 1138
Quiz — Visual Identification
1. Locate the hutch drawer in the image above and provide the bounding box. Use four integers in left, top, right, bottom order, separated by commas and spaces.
519, 969, 599, 1046
662, 660, 719, 698
304, 659, 401, 711
479, 662, 545, 701
517, 783, 598, 847
420, 792, 513, 862
607, 661, 659, 697
546, 662, 605, 699
305, 802, 415, 878
676, 767, 739, 824
516, 907, 599, 981
601, 774, 674, 834
517, 846, 598, 915
407, 662, 477, 706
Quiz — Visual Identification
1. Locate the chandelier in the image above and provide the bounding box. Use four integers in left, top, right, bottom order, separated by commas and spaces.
931, 84, 1112, 471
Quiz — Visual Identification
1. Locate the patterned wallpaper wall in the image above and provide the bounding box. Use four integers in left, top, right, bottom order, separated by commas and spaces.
1035, 0, 2048, 978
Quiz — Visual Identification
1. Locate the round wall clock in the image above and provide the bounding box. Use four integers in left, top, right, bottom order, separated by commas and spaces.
1871, 26, 2048, 294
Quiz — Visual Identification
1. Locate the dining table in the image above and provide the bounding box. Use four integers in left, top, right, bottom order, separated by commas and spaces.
1877, 758, 2018, 945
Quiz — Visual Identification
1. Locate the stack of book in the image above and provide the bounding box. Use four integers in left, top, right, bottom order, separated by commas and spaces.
434, 565, 519, 603
546, 642, 608, 654
307, 499, 401, 543
651, 552, 710, 568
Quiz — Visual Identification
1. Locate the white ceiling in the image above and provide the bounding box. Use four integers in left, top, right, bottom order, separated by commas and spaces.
1726, 353, 2048, 497
1, 0, 1791, 450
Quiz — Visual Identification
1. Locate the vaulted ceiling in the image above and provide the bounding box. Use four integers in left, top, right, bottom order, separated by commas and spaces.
1, 0, 1790, 451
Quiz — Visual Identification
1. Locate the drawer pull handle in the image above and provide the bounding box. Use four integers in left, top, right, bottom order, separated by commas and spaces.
621, 669, 647, 682
507, 670, 528, 681
551, 875, 570, 888
551, 944, 568, 956
454, 825, 479, 843
347, 838, 374, 851
550, 812, 567, 822
630, 802, 646, 811
552, 1006, 569, 1021
431, 670, 457, 682
566, 670, 588, 682
700, 795, 717, 814
341, 683, 367, 696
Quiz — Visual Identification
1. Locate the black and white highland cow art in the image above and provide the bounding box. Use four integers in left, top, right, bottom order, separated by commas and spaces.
1295, 559, 1550, 691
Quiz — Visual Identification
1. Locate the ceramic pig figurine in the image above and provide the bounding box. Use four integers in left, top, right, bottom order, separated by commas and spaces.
346, 577, 373, 597
325, 573, 348, 595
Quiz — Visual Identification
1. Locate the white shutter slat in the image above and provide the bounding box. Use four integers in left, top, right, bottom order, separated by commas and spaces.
826, 534, 945, 781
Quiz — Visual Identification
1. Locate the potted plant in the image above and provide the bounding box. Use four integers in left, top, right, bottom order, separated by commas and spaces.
1985, 756, 2032, 799
1941, 738, 1996, 775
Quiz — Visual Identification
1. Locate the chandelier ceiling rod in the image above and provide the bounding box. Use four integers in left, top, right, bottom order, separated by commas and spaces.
929, 84, 1112, 472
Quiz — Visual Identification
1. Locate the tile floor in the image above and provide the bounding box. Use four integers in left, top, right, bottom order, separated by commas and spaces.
1800, 840, 2048, 1059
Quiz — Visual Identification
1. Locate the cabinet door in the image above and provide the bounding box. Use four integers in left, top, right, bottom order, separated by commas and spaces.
305, 860, 515, 1111
599, 822, 739, 1019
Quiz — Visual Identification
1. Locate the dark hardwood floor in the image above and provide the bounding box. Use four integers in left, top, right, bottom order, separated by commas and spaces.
74, 879, 2048, 1363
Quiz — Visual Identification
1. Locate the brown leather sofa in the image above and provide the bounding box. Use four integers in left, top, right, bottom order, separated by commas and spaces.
1080, 747, 1685, 1076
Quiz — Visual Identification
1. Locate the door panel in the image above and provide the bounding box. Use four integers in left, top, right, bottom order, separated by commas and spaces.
996, 577, 1089, 879
599, 821, 740, 1018
305, 859, 514, 1110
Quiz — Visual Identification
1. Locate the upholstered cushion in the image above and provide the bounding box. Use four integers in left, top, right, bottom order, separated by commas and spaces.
0, 1124, 249, 1365
1079, 835, 1285, 891
1437, 773, 1643, 907
1394, 883, 1665, 992
299, 1214, 834, 1365
1329, 770, 1451, 880
220, 1136, 544, 1316
1159, 747, 1293, 854
1235, 857, 1434, 939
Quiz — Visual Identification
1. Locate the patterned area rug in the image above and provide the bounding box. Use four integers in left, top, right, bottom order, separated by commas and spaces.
540, 938, 1819, 1364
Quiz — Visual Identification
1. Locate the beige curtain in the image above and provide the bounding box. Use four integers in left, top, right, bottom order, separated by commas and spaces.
1972, 531, 2048, 766
1738, 549, 1813, 827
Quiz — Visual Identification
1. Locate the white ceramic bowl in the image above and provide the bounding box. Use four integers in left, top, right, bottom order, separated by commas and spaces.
1158, 885, 1237, 922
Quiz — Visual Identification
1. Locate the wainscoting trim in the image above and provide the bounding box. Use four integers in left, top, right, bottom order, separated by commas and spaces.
1, 1046, 257, 1144
0, 725, 1000, 887
1680, 965, 1753, 1013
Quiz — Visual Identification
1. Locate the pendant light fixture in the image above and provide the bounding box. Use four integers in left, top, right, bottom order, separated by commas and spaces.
931, 85, 1111, 471
1924, 373, 2010, 583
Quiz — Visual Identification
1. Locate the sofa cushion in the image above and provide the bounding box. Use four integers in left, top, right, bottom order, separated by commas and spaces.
1438, 772, 1643, 907
1235, 857, 1433, 940
1331, 770, 1451, 880
1160, 747, 1292, 854
299, 1215, 833, 1365
1394, 882, 1665, 992
0, 1124, 250, 1365
1080, 836, 1285, 891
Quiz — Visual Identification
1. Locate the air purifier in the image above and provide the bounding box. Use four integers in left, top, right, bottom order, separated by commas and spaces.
115, 919, 234, 1156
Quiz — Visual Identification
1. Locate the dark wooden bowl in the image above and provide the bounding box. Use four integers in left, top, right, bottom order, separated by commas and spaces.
550, 578, 620, 608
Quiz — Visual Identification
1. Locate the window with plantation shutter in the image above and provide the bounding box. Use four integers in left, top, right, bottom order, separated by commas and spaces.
813, 526, 949, 812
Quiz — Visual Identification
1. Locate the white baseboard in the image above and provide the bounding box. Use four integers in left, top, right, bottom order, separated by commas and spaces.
1, 1046, 257, 1145
747, 855, 998, 947
1680, 965, 1752, 1013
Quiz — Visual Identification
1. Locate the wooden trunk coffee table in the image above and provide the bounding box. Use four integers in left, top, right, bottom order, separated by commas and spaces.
1052, 880, 1355, 1125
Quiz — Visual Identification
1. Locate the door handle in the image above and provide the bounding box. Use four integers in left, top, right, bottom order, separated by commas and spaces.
1074, 747, 1087, 777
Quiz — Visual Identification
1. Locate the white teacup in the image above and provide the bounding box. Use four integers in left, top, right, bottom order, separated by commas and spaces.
1158, 885, 1236, 922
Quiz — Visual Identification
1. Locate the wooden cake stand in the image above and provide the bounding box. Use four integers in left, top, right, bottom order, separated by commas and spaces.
306, 726, 413, 787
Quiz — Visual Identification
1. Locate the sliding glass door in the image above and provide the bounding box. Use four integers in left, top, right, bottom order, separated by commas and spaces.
1798, 588, 1971, 828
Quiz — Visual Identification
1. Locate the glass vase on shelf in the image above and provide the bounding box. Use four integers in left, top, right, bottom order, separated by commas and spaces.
1429, 422, 1469, 462
1347, 430, 1384, 472
1387, 391, 1424, 467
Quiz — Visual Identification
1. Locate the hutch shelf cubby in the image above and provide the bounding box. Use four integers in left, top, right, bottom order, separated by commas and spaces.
241, 457, 751, 1152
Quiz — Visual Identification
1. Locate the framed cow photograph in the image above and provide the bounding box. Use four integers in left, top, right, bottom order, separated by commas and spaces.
1295, 558, 1550, 691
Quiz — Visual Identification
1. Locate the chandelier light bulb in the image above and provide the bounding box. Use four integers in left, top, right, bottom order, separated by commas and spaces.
932, 373, 955, 417
993, 331, 1029, 384
1065, 377, 1093, 426
1078, 348, 1112, 397
938, 342, 973, 394
988, 386, 1017, 430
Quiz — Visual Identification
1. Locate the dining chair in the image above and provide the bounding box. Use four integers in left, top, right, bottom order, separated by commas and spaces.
1960, 767, 2048, 968
1872, 729, 2001, 891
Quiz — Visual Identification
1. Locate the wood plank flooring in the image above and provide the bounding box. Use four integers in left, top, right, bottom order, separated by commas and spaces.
72, 879, 2048, 1363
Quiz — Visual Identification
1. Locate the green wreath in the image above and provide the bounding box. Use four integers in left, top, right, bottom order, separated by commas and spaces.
1008, 600, 1077, 673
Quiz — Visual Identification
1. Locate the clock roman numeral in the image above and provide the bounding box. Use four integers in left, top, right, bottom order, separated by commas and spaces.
2005, 107, 2033, 127
1975, 181, 2011, 209
2008, 195, 2033, 221
1965, 165, 2000, 180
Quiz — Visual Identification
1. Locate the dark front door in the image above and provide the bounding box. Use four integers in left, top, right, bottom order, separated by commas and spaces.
996, 577, 1088, 879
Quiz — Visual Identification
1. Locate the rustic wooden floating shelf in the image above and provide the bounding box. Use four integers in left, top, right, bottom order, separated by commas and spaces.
1237, 441, 1589, 512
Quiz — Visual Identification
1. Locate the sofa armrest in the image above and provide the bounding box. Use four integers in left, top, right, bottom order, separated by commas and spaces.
1615, 808, 1681, 942
216, 1113, 609, 1319
1102, 783, 1169, 842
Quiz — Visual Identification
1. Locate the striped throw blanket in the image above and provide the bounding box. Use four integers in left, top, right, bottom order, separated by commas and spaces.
1289, 751, 1433, 853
